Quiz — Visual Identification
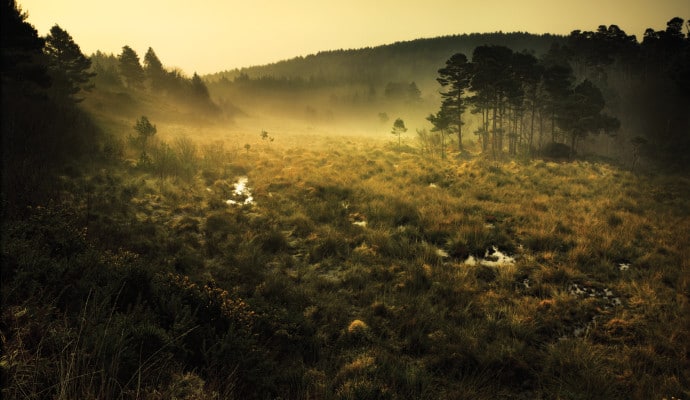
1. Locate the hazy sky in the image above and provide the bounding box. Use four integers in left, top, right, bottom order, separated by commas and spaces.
17, 0, 689, 75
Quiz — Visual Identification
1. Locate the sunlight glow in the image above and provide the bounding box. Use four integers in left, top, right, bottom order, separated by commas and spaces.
17, 0, 688, 74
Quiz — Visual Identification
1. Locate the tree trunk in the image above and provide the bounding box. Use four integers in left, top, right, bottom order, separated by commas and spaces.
529, 102, 536, 158
551, 109, 556, 143
570, 133, 577, 160
483, 108, 490, 152
538, 109, 544, 153
491, 101, 498, 159
457, 114, 463, 151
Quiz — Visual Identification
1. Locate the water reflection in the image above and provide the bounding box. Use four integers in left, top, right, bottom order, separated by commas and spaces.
226, 176, 254, 205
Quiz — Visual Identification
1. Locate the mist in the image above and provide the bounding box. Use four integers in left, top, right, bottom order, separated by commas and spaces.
2, 3, 690, 398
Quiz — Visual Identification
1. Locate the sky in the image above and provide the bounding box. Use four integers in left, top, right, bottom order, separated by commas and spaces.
17, 0, 689, 76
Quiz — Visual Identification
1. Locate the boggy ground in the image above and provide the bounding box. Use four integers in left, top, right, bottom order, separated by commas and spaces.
2, 132, 689, 399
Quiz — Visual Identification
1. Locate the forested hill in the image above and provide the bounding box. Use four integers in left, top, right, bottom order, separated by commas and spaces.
206, 32, 564, 86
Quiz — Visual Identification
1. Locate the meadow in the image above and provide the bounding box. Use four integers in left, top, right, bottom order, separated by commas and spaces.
3, 123, 688, 399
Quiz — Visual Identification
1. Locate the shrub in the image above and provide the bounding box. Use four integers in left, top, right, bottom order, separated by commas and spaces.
261, 228, 290, 253
347, 319, 369, 334
309, 229, 350, 262
541, 142, 572, 160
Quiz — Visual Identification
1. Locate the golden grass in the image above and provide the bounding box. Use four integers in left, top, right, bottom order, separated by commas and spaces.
6, 125, 689, 399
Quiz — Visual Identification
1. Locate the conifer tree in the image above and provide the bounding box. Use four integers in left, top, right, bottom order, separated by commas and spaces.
1, 0, 50, 91
133, 115, 157, 156
143, 47, 166, 90
427, 110, 452, 159
470, 45, 515, 156
557, 79, 619, 157
191, 72, 210, 99
391, 117, 407, 147
118, 45, 144, 88
44, 24, 95, 101
436, 53, 472, 150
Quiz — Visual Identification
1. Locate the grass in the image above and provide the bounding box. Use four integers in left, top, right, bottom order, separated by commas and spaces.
2, 128, 689, 399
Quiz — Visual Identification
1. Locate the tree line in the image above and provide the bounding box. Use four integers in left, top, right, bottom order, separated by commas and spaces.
0, 0, 219, 214
1, 0, 103, 213
429, 45, 619, 159
208, 32, 561, 88
90, 46, 218, 114
428, 18, 690, 169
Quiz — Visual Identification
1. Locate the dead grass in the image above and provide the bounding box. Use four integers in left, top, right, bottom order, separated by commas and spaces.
5, 128, 689, 399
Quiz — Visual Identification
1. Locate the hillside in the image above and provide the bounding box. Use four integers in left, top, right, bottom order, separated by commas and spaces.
203, 32, 568, 153
207, 32, 564, 88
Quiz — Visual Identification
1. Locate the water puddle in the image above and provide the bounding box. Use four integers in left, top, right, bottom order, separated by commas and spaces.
225, 176, 254, 205
568, 283, 622, 308
464, 246, 515, 267
562, 283, 623, 339
435, 248, 449, 258
349, 212, 367, 228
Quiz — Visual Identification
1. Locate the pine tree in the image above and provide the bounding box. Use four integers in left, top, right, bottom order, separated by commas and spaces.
427, 110, 453, 159
118, 45, 144, 89
391, 117, 407, 147
44, 24, 95, 101
133, 115, 157, 157
470, 45, 515, 156
1, 0, 51, 91
191, 72, 210, 99
436, 53, 472, 150
557, 79, 619, 157
143, 47, 166, 90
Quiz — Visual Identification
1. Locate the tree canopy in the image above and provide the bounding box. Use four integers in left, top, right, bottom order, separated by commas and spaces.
119, 45, 145, 88
436, 53, 472, 150
44, 24, 95, 101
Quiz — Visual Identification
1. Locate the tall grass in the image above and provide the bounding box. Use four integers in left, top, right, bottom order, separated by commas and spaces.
4, 130, 689, 399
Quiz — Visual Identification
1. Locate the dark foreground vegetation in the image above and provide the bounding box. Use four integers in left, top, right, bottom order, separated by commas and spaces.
2, 1, 689, 398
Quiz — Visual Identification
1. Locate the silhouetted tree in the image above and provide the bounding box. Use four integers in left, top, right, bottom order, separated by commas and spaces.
1, 0, 50, 91
557, 79, 618, 156
567, 24, 638, 82
541, 63, 575, 143
391, 117, 408, 147
636, 17, 690, 170
427, 110, 453, 159
90, 51, 122, 87
647, 17, 690, 94
512, 51, 543, 155
118, 45, 144, 88
143, 47, 166, 90
407, 82, 422, 102
44, 24, 95, 102
2, 0, 101, 212
384, 81, 422, 103
470, 45, 515, 157
191, 72, 210, 99
436, 53, 472, 150
133, 116, 157, 159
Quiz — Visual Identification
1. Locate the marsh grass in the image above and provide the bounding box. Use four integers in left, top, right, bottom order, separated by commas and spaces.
4, 130, 689, 399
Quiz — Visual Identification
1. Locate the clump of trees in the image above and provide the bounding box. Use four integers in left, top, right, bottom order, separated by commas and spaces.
384, 81, 422, 103
1, 0, 102, 213
431, 44, 619, 160
429, 17, 690, 171
44, 24, 95, 102
91, 46, 219, 114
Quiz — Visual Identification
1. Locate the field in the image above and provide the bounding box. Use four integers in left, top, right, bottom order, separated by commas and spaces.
3, 123, 689, 399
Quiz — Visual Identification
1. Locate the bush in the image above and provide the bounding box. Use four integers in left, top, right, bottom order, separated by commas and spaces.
541, 142, 572, 160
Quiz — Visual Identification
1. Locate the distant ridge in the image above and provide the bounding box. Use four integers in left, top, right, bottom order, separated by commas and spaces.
206, 32, 564, 86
